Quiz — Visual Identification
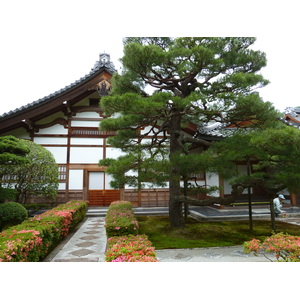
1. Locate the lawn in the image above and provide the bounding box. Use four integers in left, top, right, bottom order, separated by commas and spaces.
136, 216, 300, 249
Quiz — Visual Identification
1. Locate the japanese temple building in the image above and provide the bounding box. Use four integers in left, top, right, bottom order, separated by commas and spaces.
1, 54, 299, 207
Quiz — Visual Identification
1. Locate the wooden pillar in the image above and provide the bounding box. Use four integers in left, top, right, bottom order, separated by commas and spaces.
65, 117, 71, 202
83, 169, 88, 201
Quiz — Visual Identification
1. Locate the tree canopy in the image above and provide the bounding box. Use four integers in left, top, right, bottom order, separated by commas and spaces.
0, 137, 59, 204
99, 37, 278, 227
205, 125, 300, 194
0, 135, 30, 166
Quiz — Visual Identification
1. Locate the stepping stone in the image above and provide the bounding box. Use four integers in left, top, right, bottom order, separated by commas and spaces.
173, 253, 191, 260
75, 241, 96, 248
79, 235, 98, 240
83, 230, 100, 234
203, 252, 223, 259
70, 249, 94, 257
233, 250, 248, 257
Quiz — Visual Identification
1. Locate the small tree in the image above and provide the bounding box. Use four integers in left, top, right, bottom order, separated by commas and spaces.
205, 125, 300, 231
0, 137, 59, 204
14, 140, 59, 204
0, 136, 30, 203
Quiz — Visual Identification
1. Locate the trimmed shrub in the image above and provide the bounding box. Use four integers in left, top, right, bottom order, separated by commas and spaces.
105, 201, 139, 237
244, 232, 300, 262
106, 234, 158, 262
0, 202, 28, 230
0, 200, 88, 262
51, 200, 87, 231
104, 201, 158, 262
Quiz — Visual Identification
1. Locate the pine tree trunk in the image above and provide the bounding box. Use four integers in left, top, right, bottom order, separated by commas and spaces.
169, 113, 184, 228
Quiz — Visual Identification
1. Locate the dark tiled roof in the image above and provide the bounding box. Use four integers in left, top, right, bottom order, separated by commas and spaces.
194, 122, 237, 139
0, 53, 116, 120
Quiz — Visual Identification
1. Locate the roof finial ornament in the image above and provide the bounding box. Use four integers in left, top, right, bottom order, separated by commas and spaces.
92, 53, 116, 72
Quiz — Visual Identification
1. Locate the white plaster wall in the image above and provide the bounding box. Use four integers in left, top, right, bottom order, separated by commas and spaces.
224, 165, 248, 195
70, 147, 103, 163
206, 172, 220, 197
106, 147, 124, 159
69, 170, 83, 189
71, 120, 100, 127
34, 137, 68, 145
142, 182, 168, 188
223, 180, 232, 194
140, 126, 170, 136
183, 180, 206, 188
73, 111, 100, 118
70, 137, 103, 145
44, 147, 67, 163
38, 124, 68, 135
105, 173, 114, 189
140, 126, 160, 136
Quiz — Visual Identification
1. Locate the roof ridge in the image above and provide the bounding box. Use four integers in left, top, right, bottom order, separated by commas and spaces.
0, 53, 116, 119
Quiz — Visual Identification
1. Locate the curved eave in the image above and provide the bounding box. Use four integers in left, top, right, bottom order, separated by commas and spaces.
284, 114, 300, 125
0, 65, 115, 134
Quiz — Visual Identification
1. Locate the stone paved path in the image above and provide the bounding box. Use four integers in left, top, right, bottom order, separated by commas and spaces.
156, 245, 277, 262
45, 217, 106, 262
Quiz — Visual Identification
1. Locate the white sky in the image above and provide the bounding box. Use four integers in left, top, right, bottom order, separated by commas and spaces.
0, 0, 299, 117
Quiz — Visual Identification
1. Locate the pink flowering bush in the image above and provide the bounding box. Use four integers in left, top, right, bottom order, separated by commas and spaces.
0, 200, 88, 262
105, 201, 139, 237
104, 201, 158, 262
244, 233, 300, 262
106, 234, 158, 262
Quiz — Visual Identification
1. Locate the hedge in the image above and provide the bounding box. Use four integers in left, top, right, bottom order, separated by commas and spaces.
0, 200, 88, 262
106, 234, 158, 262
105, 201, 139, 237
244, 232, 300, 262
105, 201, 158, 262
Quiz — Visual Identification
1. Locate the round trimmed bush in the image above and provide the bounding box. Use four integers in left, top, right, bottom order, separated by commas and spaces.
0, 202, 28, 230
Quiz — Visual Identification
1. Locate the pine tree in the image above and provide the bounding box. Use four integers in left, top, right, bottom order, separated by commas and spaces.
100, 37, 276, 227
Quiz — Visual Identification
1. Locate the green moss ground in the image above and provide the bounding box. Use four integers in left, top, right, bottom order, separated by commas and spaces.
136, 216, 300, 249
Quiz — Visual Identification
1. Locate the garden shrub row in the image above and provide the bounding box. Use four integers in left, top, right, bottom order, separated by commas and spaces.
106, 234, 158, 262
0, 200, 88, 262
105, 201, 158, 262
244, 232, 300, 262
105, 201, 139, 237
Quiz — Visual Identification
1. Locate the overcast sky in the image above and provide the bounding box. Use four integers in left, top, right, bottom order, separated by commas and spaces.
0, 1, 299, 117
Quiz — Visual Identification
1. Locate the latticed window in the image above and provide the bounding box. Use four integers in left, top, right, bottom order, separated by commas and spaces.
58, 164, 67, 182
70, 127, 116, 137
